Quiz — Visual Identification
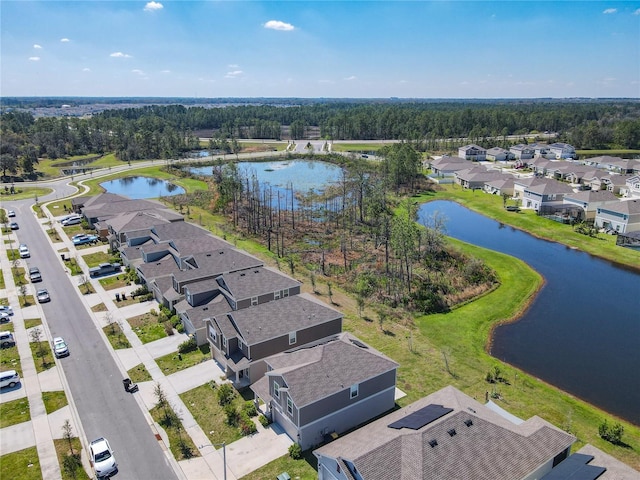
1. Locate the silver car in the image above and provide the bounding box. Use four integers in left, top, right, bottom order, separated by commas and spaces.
53, 337, 69, 358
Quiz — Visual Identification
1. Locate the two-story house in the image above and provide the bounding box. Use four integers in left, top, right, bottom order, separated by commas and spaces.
251, 332, 398, 450
510, 144, 535, 160
594, 199, 640, 234
314, 385, 577, 480
206, 293, 343, 387
522, 178, 574, 211
548, 142, 577, 159
457, 144, 486, 161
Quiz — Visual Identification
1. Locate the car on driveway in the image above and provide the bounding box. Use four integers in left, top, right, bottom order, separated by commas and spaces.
37, 289, 51, 303
9, 222, 19, 230
52, 337, 69, 357
19, 244, 30, 258
73, 234, 98, 246
0, 305, 13, 316
7, 210, 16, 217
90, 437, 117, 478
29, 267, 42, 282
0, 312, 11, 323
0, 370, 20, 389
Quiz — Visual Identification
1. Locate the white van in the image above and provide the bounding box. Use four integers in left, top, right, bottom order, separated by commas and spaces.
61, 214, 82, 226
0, 331, 15, 347
0, 370, 20, 388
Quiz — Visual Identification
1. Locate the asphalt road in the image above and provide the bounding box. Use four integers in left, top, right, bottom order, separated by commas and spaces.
7, 201, 177, 480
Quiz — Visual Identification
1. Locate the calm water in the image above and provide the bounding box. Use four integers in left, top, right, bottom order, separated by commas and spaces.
100, 176, 184, 199
419, 200, 640, 425
189, 160, 342, 192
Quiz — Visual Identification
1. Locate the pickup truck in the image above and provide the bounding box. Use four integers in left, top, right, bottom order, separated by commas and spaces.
73, 234, 99, 246
89, 262, 121, 278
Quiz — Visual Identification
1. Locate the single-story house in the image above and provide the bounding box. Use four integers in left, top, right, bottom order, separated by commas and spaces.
251, 332, 398, 450
483, 178, 515, 196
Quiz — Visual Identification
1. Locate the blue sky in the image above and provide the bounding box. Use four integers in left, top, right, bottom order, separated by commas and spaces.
1, 1, 639, 98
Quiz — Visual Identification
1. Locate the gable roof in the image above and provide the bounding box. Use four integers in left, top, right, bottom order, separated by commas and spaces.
219, 266, 301, 300
599, 199, 640, 215
564, 190, 619, 204
214, 293, 342, 346
525, 179, 574, 195
314, 385, 575, 480
262, 332, 398, 408
150, 221, 214, 241
137, 255, 180, 280
174, 249, 263, 283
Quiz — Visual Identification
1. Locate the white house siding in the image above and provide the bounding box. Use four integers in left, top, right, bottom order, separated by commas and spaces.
318, 459, 348, 480
594, 210, 637, 233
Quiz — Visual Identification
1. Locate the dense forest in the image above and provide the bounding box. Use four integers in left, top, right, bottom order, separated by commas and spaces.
1, 100, 639, 175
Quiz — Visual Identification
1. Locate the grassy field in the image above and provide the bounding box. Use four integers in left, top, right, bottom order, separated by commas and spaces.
155, 344, 210, 375
0, 446, 42, 480
330, 142, 394, 152
24, 318, 42, 329
42, 391, 68, 414
102, 323, 131, 350
81, 252, 111, 268
242, 452, 317, 480
0, 187, 53, 202
0, 397, 30, 429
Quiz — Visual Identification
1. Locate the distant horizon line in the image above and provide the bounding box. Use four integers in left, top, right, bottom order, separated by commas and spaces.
2, 96, 639, 101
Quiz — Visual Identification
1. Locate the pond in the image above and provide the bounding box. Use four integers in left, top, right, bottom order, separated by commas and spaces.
419, 200, 640, 425
100, 176, 185, 199
189, 159, 342, 193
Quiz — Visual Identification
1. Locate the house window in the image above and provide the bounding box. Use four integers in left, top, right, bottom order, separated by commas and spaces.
251, 296, 258, 306
274, 381, 280, 399
222, 336, 227, 348
208, 326, 217, 342
287, 398, 293, 415
289, 331, 297, 345
282, 288, 289, 298
238, 337, 244, 350
350, 384, 359, 399
274, 290, 280, 300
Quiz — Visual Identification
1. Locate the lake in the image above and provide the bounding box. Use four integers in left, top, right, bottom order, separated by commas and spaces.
100, 176, 184, 199
419, 200, 640, 425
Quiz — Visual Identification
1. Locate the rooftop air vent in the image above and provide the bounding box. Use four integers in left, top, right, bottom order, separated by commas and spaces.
464, 419, 473, 427
428, 439, 438, 448
203, 307, 208, 311
240, 273, 245, 277
447, 429, 456, 437
206, 253, 211, 257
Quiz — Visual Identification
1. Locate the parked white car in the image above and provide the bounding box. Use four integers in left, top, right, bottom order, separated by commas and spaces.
90, 437, 117, 478
0, 370, 20, 388
0, 305, 13, 316
19, 244, 30, 258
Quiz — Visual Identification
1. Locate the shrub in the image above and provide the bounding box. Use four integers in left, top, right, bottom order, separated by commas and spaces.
224, 403, 239, 426
239, 412, 257, 436
176, 322, 185, 333
288, 443, 302, 459
178, 337, 197, 354
150, 308, 158, 317
170, 314, 181, 328
163, 321, 174, 336
599, 419, 624, 444
243, 400, 257, 417
217, 383, 235, 406
258, 414, 270, 427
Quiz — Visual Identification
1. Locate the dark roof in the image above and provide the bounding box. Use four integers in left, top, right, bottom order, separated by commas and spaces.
541, 454, 605, 480
170, 236, 231, 256
174, 249, 263, 283
219, 267, 300, 300
599, 199, 640, 215
261, 332, 397, 408
314, 386, 576, 480
216, 293, 341, 346
564, 190, 619, 204
137, 255, 180, 281
105, 210, 179, 233
82, 198, 165, 219
183, 295, 232, 329
150, 221, 214, 241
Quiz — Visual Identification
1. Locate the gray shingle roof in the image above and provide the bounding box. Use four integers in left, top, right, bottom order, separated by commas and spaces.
314, 386, 575, 480
217, 293, 342, 345
105, 210, 175, 233
150, 221, 214, 241
219, 266, 300, 300
82, 198, 165, 218
174, 249, 263, 283
170, 236, 231, 256
184, 295, 232, 329
564, 190, 619, 203
137, 255, 180, 280
600, 198, 640, 215
264, 332, 398, 407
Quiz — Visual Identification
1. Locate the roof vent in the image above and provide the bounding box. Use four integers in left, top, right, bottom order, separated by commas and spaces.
203, 307, 208, 311
428, 439, 438, 448
447, 429, 456, 437
464, 419, 473, 427
240, 273, 245, 277
206, 253, 211, 257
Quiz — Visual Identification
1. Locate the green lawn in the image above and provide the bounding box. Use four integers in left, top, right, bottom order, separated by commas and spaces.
0, 187, 52, 201
0, 446, 42, 480
29, 342, 55, 373
91, 303, 108, 313
42, 391, 69, 414
54, 438, 89, 480
102, 323, 132, 350
128, 312, 168, 344
82, 252, 112, 268
24, 318, 42, 329
99, 274, 130, 291
0, 396, 30, 429
127, 363, 153, 383
0, 345, 22, 376
155, 344, 210, 375
149, 404, 200, 461
242, 452, 318, 480
180, 383, 244, 446
0, 270, 4, 289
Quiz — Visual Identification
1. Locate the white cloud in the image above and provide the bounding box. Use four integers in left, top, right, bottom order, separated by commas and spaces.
33, 44, 42, 49
82, 68, 91, 72
161, 69, 171, 74
634, 8, 640, 15
225, 70, 243, 78
144, 1, 163, 12
603, 8, 617, 14
110, 52, 132, 58
264, 20, 295, 31
60, 38, 70, 42
344, 76, 357, 81
132, 69, 145, 75
228, 64, 239, 69
29, 56, 40, 61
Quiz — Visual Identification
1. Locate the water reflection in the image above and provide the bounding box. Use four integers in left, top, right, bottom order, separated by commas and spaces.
100, 176, 185, 199
419, 200, 640, 425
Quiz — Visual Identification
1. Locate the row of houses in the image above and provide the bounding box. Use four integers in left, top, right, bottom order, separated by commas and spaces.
458, 142, 577, 162
429, 155, 640, 234
72, 192, 636, 478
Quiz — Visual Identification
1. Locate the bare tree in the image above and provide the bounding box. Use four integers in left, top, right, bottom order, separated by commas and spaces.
62, 419, 75, 455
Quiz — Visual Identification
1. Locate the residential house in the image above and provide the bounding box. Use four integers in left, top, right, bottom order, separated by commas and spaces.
103, 209, 182, 249
177, 267, 302, 345
594, 199, 640, 234
429, 156, 470, 177
530, 143, 556, 159
548, 142, 577, 159
485, 147, 514, 162
314, 385, 576, 480
454, 168, 507, 190
483, 178, 515, 197
509, 144, 535, 161
457, 144, 486, 161
522, 178, 574, 211
623, 175, 640, 198
563, 190, 620, 220
82, 198, 170, 227
251, 332, 398, 450
206, 293, 343, 387
70, 192, 129, 213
